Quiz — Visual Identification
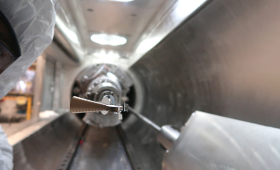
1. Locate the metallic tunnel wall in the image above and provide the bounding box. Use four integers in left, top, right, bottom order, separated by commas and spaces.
124, 0, 280, 169
13, 114, 83, 170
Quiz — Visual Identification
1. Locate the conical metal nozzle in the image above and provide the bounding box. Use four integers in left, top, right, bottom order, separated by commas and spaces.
70, 96, 109, 113
70, 96, 123, 114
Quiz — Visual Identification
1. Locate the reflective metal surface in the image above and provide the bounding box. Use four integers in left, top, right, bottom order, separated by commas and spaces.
11, 0, 280, 169
73, 64, 133, 127
127, 0, 209, 68
128, 106, 161, 132
70, 96, 122, 113
125, 0, 280, 168
40, 59, 56, 112
11, 113, 134, 170
32, 56, 46, 117
69, 126, 132, 170
13, 113, 83, 170
128, 106, 180, 150
163, 111, 280, 170
70, 96, 124, 121
157, 125, 180, 151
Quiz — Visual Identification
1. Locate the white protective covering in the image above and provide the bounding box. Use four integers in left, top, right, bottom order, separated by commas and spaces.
0, 126, 13, 170
0, 0, 56, 99
0, 1, 55, 170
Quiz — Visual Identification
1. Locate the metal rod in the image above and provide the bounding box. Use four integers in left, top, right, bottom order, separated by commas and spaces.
128, 106, 161, 132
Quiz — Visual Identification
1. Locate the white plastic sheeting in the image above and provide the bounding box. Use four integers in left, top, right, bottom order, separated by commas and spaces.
0, 0, 56, 99
0, 126, 12, 170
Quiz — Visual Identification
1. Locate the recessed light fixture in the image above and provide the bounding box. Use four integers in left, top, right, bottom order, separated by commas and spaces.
109, 0, 134, 2
93, 50, 121, 58
90, 34, 127, 46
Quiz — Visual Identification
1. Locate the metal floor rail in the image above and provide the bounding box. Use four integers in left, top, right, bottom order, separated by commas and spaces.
12, 113, 134, 170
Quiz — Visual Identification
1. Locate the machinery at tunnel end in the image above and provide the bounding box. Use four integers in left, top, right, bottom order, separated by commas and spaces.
71, 63, 133, 127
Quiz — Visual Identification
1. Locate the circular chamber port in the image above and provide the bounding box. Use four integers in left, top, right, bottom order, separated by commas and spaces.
71, 63, 135, 127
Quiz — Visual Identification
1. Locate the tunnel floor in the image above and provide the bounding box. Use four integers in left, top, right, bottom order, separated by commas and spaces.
68, 126, 132, 170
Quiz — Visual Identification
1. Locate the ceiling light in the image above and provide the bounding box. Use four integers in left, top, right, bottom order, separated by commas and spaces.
91, 34, 127, 46
176, 0, 207, 18
109, 0, 134, 2
93, 50, 120, 58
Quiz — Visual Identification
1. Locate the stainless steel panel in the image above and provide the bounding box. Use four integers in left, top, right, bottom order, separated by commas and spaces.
40, 59, 56, 112
126, 0, 280, 168
163, 111, 280, 170
32, 56, 46, 118
44, 41, 80, 66
69, 126, 132, 170
128, 0, 208, 68
128, 106, 179, 150
13, 113, 83, 170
